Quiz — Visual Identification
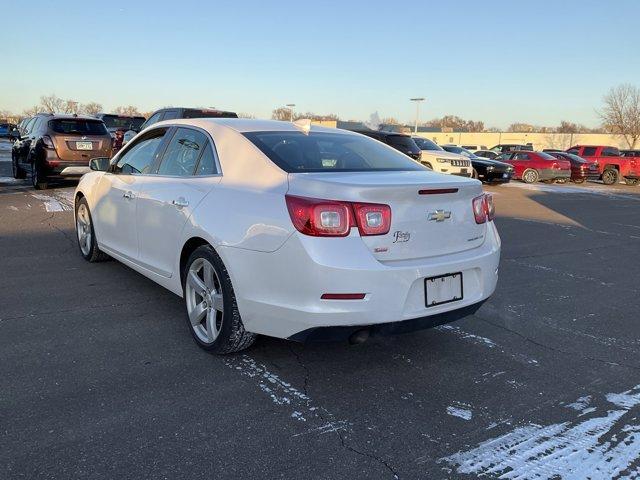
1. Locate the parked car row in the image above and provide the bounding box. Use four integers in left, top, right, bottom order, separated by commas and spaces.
10, 108, 238, 189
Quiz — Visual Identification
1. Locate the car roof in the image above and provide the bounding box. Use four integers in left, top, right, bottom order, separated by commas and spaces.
47, 114, 104, 121
156, 118, 353, 135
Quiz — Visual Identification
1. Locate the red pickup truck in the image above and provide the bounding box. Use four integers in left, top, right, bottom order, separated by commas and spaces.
567, 145, 640, 186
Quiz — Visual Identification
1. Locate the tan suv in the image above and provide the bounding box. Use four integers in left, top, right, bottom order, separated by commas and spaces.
12, 114, 112, 189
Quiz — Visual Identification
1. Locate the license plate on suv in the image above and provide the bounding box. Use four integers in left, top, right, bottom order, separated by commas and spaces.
76, 141, 93, 150
425, 272, 463, 307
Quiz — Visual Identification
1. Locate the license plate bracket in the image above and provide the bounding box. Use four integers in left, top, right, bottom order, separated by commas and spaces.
425, 272, 463, 307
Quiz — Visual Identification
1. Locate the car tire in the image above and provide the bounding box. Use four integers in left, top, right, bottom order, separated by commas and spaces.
75, 197, 110, 262
31, 161, 48, 190
624, 177, 639, 186
602, 168, 619, 185
522, 169, 539, 184
11, 155, 26, 179
183, 245, 256, 354
573, 178, 586, 184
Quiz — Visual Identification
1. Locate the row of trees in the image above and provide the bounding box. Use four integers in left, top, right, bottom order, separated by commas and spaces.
15, 94, 149, 120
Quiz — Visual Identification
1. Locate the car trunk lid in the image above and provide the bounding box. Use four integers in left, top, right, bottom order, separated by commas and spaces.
287, 171, 486, 261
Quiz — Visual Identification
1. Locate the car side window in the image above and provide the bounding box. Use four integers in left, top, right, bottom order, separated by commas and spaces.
162, 110, 179, 121
145, 112, 163, 127
583, 147, 597, 156
157, 127, 209, 176
195, 142, 218, 175
114, 130, 167, 174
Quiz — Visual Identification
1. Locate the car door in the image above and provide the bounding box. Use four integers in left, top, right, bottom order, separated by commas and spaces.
135, 126, 221, 278
510, 153, 530, 178
18, 117, 39, 166
91, 128, 170, 261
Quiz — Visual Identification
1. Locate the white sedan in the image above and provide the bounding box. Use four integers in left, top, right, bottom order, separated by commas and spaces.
74, 119, 500, 354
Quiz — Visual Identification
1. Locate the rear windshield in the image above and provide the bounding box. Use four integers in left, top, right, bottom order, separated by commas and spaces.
49, 119, 108, 135
387, 135, 418, 149
537, 152, 557, 160
413, 137, 442, 151
100, 115, 145, 130
183, 110, 238, 119
244, 131, 425, 173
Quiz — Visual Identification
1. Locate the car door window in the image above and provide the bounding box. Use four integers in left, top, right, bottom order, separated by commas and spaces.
157, 127, 209, 176
195, 142, 218, 175
513, 153, 529, 160
144, 112, 163, 128
114, 130, 167, 174
162, 110, 179, 121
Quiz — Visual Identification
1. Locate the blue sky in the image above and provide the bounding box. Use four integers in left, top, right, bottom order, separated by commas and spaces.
1, 0, 639, 128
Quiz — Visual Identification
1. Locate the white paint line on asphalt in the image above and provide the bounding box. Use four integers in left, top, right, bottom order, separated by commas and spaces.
441, 385, 640, 479
507, 258, 614, 287
224, 355, 351, 435
436, 324, 540, 367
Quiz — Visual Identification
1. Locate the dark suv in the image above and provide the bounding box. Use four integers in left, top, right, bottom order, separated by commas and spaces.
12, 114, 112, 189
351, 130, 421, 161
123, 107, 238, 145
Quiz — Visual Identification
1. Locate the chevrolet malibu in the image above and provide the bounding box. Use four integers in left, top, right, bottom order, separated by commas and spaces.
74, 119, 500, 354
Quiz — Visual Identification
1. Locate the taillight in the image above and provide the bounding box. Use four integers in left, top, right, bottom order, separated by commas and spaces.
42, 135, 55, 149
352, 203, 391, 236
472, 193, 495, 224
285, 195, 391, 237
484, 193, 495, 221
472, 195, 486, 224
285, 195, 352, 237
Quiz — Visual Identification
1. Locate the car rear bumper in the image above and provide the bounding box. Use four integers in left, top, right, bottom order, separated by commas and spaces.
220, 222, 501, 340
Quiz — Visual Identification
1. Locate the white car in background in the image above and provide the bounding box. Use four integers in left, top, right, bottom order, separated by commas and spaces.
74, 119, 500, 354
412, 137, 473, 177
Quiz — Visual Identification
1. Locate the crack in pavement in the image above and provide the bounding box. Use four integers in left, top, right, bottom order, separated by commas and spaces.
287, 344, 400, 479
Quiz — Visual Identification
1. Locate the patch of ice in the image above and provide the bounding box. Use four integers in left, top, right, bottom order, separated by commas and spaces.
441, 386, 640, 479
447, 404, 473, 421
565, 395, 592, 411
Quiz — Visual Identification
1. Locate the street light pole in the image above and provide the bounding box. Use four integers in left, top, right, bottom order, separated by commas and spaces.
410, 97, 425, 134
286, 103, 296, 122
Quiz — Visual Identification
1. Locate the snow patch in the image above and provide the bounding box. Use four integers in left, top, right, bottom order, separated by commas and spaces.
447, 404, 473, 421
565, 395, 592, 412
441, 385, 640, 479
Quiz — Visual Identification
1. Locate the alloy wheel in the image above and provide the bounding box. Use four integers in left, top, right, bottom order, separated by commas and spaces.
76, 203, 92, 256
185, 258, 224, 344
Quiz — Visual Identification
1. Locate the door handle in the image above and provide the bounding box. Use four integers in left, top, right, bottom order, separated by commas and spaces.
123, 191, 135, 199
172, 197, 189, 208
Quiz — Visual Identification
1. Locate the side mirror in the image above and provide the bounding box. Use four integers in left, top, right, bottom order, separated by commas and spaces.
89, 157, 111, 172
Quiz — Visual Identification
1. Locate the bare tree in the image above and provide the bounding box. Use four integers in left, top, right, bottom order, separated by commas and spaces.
599, 84, 640, 148
23, 105, 42, 117
113, 105, 142, 116
237, 112, 255, 119
40, 94, 64, 113
271, 107, 291, 121
81, 102, 103, 116
380, 117, 400, 125
62, 99, 81, 114
425, 115, 484, 132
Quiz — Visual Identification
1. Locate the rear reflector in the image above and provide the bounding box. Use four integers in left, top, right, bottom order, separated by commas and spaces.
321, 293, 366, 300
418, 188, 459, 195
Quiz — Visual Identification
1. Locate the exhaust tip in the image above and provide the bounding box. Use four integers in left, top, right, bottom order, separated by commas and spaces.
348, 329, 370, 345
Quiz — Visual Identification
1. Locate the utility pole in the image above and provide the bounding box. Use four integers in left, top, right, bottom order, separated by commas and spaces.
286, 104, 296, 122
410, 98, 425, 134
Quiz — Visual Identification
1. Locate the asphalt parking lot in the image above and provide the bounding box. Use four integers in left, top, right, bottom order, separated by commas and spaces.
2, 139, 640, 479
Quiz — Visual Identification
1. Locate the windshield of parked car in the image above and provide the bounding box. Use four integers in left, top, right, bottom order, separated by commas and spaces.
100, 115, 145, 131
443, 145, 473, 157
244, 131, 425, 173
413, 137, 443, 151
49, 119, 108, 135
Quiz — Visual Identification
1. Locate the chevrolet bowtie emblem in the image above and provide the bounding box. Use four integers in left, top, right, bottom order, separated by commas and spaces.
428, 210, 452, 222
